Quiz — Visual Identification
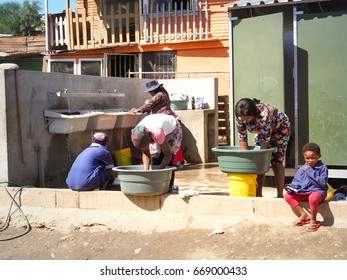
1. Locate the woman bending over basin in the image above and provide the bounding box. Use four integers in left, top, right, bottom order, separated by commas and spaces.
235, 98, 291, 198
131, 114, 182, 191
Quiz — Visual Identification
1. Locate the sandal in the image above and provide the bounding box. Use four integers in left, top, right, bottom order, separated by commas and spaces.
292, 218, 310, 227
307, 221, 321, 232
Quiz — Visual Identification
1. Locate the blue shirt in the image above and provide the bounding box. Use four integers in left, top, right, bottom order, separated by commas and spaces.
287, 160, 328, 199
66, 143, 114, 191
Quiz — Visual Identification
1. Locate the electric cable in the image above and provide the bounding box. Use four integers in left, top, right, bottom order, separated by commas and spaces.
0, 181, 34, 241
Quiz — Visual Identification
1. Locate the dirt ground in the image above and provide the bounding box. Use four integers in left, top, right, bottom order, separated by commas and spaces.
0, 220, 346, 260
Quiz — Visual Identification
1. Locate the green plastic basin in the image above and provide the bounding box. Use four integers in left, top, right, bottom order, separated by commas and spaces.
113, 165, 176, 195
211, 146, 274, 174
170, 99, 189, 110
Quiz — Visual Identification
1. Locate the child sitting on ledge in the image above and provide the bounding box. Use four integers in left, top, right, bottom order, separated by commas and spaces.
284, 143, 328, 232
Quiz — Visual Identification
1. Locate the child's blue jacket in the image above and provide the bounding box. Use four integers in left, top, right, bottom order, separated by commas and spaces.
286, 160, 328, 199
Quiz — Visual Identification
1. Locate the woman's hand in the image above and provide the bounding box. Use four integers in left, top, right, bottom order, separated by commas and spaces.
130, 108, 144, 115
260, 142, 270, 149
239, 141, 249, 150
129, 108, 138, 115
129, 108, 136, 113
141, 148, 151, 170
159, 141, 173, 169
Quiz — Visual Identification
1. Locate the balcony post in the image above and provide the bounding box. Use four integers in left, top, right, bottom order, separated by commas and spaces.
45, 0, 48, 53
65, 0, 71, 49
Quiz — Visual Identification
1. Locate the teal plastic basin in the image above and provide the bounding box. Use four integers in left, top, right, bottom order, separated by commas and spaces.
113, 165, 176, 195
211, 146, 274, 174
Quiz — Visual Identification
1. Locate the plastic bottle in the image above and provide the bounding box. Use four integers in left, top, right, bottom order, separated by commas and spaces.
191, 96, 195, 110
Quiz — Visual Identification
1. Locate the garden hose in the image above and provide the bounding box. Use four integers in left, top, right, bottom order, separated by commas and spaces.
0, 181, 34, 241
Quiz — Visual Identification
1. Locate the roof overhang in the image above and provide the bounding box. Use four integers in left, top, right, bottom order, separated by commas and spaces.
0, 52, 44, 59
224, 0, 332, 10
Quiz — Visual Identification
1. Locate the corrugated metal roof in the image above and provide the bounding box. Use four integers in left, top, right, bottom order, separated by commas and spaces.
224, 0, 332, 9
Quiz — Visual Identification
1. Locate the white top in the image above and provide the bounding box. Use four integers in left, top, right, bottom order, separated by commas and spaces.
138, 114, 177, 136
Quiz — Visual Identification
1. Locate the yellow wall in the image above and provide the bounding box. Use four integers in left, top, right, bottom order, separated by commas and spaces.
176, 47, 230, 96
177, 47, 229, 72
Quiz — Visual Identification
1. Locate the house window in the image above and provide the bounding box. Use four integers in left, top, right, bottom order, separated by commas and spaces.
104, 53, 137, 78
143, 51, 176, 79
49, 59, 76, 74
143, 0, 190, 13
79, 59, 103, 76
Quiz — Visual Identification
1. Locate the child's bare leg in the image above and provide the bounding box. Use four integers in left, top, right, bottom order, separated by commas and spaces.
292, 204, 310, 222
308, 192, 322, 226
307, 209, 320, 231
310, 210, 318, 224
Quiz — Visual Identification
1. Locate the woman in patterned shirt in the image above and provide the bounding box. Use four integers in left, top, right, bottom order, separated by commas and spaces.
235, 98, 291, 198
131, 80, 175, 116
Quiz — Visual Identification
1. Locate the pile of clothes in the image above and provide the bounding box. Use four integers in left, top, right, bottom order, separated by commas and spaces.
169, 92, 189, 100
331, 185, 347, 201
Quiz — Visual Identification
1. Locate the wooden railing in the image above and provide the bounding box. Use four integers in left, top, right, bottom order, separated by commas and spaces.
47, 0, 209, 51
48, 12, 68, 51
141, 0, 209, 44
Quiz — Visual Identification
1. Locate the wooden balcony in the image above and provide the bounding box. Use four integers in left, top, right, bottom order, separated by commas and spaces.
141, 0, 209, 44
47, 0, 209, 51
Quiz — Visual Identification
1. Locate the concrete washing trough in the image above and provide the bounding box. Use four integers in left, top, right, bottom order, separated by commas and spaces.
44, 109, 139, 134
113, 165, 176, 195
104, 108, 139, 128
44, 109, 100, 134
211, 146, 274, 174
85, 110, 119, 130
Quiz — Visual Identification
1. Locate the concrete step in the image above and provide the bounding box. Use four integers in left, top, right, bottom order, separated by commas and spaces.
1, 184, 346, 233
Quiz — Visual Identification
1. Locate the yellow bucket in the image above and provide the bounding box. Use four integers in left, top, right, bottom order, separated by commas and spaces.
113, 147, 132, 166
227, 173, 257, 197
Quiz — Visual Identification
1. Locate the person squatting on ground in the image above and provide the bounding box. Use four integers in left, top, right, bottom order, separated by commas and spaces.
131, 114, 182, 191
284, 143, 328, 232
129, 80, 184, 167
66, 132, 115, 191
235, 98, 291, 198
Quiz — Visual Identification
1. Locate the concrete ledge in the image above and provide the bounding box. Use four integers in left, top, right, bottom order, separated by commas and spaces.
1, 187, 347, 233
79, 191, 161, 212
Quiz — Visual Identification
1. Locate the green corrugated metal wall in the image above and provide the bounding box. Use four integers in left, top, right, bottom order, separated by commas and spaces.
231, 8, 347, 167
233, 12, 285, 147
298, 11, 347, 166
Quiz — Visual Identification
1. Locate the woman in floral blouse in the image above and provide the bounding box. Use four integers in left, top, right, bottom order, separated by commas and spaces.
235, 98, 291, 198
